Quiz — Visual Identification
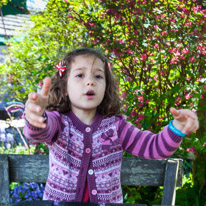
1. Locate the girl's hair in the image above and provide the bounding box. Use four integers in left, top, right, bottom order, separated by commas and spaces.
46, 48, 121, 117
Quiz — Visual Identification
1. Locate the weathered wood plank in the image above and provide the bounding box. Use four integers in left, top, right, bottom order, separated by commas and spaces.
0, 155, 10, 206
121, 157, 166, 186
7, 154, 49, 183
121, 157, 182, 187
161, 159, 179, 205
4, 155, 182, 186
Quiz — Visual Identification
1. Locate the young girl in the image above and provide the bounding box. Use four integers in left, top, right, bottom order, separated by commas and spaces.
23, 48, 199, 204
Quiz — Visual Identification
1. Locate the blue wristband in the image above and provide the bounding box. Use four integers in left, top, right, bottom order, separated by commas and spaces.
168, 120, 187, 137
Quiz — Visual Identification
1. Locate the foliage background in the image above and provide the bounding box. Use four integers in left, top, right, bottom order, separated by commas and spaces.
0, 0, 206, 205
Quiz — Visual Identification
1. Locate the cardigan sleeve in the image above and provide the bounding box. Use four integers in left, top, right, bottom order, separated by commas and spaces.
116, 115, 182, 159
23, 111, 64, 145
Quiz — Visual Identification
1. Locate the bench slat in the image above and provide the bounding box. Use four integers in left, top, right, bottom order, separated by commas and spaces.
5, 155, 182, 187
0, 155, 10, 205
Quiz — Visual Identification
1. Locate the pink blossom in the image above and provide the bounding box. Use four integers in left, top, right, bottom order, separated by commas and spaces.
153, 25, 158, 30
203, 85, 206, 91
127, 50, 133, 54
160, 14, 166, 18
127, 77, 132, 82
182, 48, 189, 54
175, 50, 180, 57
121, 91, 128, 99
137, 114, 146, 121
160, 70, 166, 76
162, 31, 168, 36
179, 55, 185, 60
136, 124, 142, 128
137, 95, 144, 102
188, 57, 196, 62
193, 6, 199, 13
182, 7, 188, 12
68, 14, 73, 18
154, 43, 159, 48
138, 103, 144, 108
171, 29, 178, 32
133, 58, 138, 63
89, 22, 95, 27
187, 147, 197, 155
106, 9, 114, 13
170, 57, 178, 64
145, 99, 149, 104
140, 54, 147, 61
131, 110, 136, 117
168, 48, 175, 53
185, 93, 193, 100
185, 21, 192, 26
149, 58, 156, 63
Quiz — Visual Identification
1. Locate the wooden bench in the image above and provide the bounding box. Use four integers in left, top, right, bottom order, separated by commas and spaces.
0, 154, 183, 206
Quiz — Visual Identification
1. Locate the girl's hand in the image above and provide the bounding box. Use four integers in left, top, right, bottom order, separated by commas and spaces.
170, 107, 199, 134
25, 77, 51, 128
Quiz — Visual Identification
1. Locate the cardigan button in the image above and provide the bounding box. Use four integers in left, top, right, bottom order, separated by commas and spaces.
85, 127, 91, 132
92, 189, 97, 195
85, 148, 91, 154
88, 169, 94, 175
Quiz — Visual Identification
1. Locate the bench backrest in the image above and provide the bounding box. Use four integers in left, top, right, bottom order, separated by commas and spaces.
0, 154, 183, 206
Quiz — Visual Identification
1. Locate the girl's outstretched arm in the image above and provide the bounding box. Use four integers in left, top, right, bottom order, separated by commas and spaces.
25, 77, 51, 128
23, 77, 63, 144
118, 108, 199, 159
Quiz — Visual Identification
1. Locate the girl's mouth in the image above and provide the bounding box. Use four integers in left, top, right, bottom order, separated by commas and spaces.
85, 90, 95, 97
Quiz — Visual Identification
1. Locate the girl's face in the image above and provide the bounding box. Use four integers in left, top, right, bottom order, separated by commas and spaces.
67, 54, 106, 115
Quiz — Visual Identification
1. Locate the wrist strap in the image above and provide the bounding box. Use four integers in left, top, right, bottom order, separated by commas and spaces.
168, 120, 187, 137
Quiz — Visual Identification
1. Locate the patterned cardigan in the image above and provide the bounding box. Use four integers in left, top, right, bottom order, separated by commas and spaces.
23, 110, 182, 204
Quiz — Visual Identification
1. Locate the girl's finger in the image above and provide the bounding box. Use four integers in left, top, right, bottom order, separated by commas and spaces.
28, 92, 38, 102
27, 102, 43, 114
187, 112, 197, 120
170, 107, 181, 118
26, 113, 46, 128
40, 77, 51, 97
182, 118, 194, 134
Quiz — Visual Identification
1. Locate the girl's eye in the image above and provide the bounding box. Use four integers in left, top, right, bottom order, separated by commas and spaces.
76, 74, 84, 78
95, 75, 103, 79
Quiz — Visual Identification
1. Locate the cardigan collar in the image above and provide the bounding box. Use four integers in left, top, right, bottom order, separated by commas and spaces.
67, 110, 103, 133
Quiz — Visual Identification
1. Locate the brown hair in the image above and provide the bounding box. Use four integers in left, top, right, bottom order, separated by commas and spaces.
46, 48, 121, 117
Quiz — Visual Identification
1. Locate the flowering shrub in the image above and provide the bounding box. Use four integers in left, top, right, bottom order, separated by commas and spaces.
1, 0, 206, 204
67, 0, 206, 203
10, 182, 45, 204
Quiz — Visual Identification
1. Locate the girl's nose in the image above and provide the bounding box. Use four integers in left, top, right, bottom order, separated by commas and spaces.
85, 76, 95, 86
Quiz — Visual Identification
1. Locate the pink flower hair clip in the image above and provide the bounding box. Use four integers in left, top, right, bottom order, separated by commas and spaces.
55, 60, 66, 77
107, 62, 111, 70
